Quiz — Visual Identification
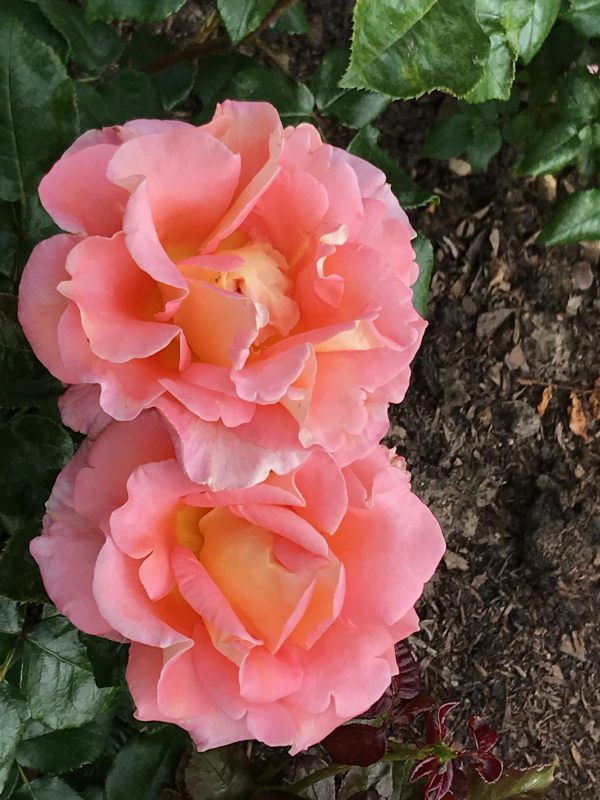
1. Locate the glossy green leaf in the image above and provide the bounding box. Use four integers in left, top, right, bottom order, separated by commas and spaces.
0, 412, 72, 518
343, 0, 490, 99
194, 53, 255, 108
84, 0, 187, 22
37, 0, 123, 72
0, 523, 49, 603
12, 777, 84, 800
412, 234, 434, 317
0, 19, 77, 201
312, 49, 389, 128
558, 68, 600, 126
518, 0, 560, 63
0, 294, 62, 408
185, 744, 254, 800
0, 0, 69, 62
97, 68, 162, 123
81, 789, 105, 800
337, 761, 392, 800
21, 615, 119, 729
217, 0, 278, 43
0, 597, 22, 634
105, 727, 189, 800
16, 714, 113, 775
516, 121, 581, 175
468, 762, 556, 799
0, 204, 18, 281
221, 67, 314, 124
465, 32, 515, 102
348, 125, 437, 208
81, 635, 129, 688
273, 0, 309, 34
0, 683, 29, 795
423, 106, 501, 169
156, 62, 196, 111
76, 82, 112, 133
539, 189, 600, 245
563, 0, 600, 37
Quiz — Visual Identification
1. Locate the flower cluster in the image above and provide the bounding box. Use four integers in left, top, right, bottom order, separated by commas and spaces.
19, 101, 444, 752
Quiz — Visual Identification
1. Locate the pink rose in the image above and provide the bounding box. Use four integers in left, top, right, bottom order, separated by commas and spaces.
18, 101, 425, 490
30, 410, 444, 753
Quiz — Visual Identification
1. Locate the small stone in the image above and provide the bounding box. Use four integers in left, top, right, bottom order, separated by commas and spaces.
449, 158, 472, 176
572, 261, 594, 291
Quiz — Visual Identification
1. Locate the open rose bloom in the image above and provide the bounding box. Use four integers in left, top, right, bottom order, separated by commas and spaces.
30, 411, 444, 752
19, 101, 425, 490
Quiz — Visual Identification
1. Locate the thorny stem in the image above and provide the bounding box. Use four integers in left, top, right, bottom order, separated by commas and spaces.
0, 648, 16, 682
145, 0, 298, 74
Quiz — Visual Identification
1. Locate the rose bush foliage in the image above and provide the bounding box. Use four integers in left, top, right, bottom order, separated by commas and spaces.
18, 100, 425, 490
30, 410, 444, 752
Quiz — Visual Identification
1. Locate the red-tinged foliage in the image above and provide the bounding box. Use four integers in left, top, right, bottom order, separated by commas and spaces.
322, 723, 387, 767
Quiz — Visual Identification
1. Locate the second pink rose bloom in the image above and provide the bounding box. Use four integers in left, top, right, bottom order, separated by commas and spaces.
18, 100, 425, 490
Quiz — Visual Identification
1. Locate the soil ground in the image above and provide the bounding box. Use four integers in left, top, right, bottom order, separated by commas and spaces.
174, 2, 599, 796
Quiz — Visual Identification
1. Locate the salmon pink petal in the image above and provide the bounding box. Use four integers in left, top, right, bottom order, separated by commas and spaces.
39, 144, 128, 236
156, 396, 307, 490
172, 546, 260, 646
30, 515, 117, 639
293, 450, 348, 534
18, 234, 80, 384
233, 504, 328, 558
57, 305, 166, 421
72, 411, 174, 532
331, 491, 444, 628
58, 385, 112, 437
239, 648, 303, 704
61, 234, 180, 362
232, 343, 312, 403
126, 643, 165, 721
107, 127, 241, 253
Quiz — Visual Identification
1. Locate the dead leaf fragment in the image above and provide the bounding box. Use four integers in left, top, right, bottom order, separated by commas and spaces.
537, 386, 553, 417
569, 392, 591, 441
444, 550, 470, 571
589, 377, 600, 420
449, 158, 471, 176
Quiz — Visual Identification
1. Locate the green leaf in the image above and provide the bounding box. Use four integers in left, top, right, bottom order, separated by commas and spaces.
194, 53, 255, 108
84, 0, 187, 22
0, 0, 69, 62
0, 294, 62, 408
97, 68, 162, 123
312, 49, 389, 128
516, 121, 581, 175
343, 0, 490, 99
105, 727, 189, 800
558, 68, 600, 126
81, 635, 129, 688
423, 106, 501, 169
217, 0, 278, 43
0, 597, 22, 634
76, 82, 112, 133
155, 62, 196, 111
0, 204, 18, 281
348, 125, 437, 208
518, 0, 560, 63
37, 0, 123, 72
221, 67, 314, 124
563, 0, 600, 37
337, 761, 392, 800
468, 762, 556, 799
411, 233, 434, 317
0, 683, 29, 794
539, 189, 600, 245
0, 413, 73, 518
0, 523, 49, 603
465, 32, 515, 102
0, 19, 77, 201
12, 777, 84, 800
21, 615, 118, 729
391, 760, 426, 800
16, 714, 113, 775
273, 0, 309, 34
184, 744, 254, 800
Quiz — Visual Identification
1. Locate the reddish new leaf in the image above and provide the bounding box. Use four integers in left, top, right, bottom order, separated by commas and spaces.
394, 641, 422, 699
475, 754, 504, 784
322, 723, 386, 767
468, 715, 499, 754
411, 756, 439, 783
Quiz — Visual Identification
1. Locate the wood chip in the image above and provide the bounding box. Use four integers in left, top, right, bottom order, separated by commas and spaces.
476, 309, 513, 338
444, 550, 470, 571
569, 391, 591, 441
571, 743, 583, 770
537, 386, 553, 417
449, 158, 472, 176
